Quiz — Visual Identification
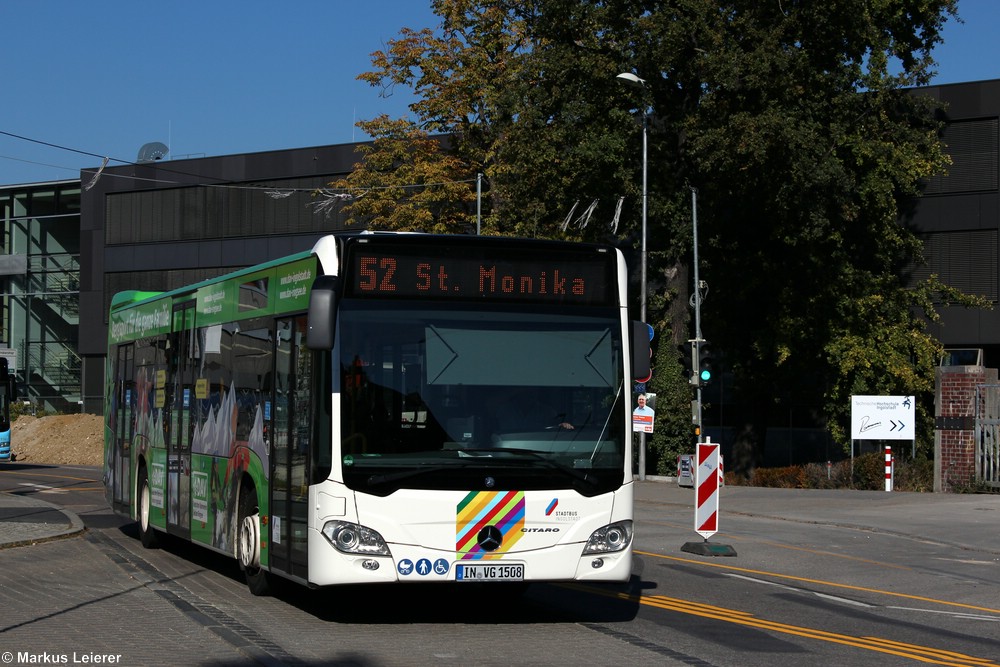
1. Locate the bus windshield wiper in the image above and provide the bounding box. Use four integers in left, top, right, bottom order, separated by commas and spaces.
453, 448, 601, 490
366, 461, 474, 488
364, 449, 602, 492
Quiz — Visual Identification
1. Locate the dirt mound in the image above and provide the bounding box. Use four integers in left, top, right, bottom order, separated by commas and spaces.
9, 414, 104, 466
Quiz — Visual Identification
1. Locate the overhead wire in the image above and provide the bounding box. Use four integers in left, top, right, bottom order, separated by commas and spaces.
1, 130, 629, 232
0, 153, 82, 175
0, 128, 478, 195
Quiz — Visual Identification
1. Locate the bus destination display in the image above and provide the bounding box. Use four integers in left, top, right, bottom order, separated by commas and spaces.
347, 247, 613, 305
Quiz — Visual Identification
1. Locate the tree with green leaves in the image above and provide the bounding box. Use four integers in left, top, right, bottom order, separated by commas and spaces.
326, 116, 477, 233
677, 2, 972, 471
340, 0, 979, 475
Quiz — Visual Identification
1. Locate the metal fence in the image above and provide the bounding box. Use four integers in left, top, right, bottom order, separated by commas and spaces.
974, 384, 1000, 489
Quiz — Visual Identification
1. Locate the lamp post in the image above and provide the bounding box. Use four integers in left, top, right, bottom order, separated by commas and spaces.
615, 73, 648, 326
617, 72, 649, 479
691, 186, 704, 440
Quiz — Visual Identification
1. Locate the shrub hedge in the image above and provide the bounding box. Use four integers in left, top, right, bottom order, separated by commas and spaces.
723, 452, 935, 492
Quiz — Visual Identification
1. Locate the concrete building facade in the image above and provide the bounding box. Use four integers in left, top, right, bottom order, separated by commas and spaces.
76, 142, 364, 413
0, 180, 81, 412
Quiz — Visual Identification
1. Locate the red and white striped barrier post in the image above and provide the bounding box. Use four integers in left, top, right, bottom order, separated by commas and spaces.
885, 445, 893, 492
695, 440, 720, 539
681, 438, 737, 557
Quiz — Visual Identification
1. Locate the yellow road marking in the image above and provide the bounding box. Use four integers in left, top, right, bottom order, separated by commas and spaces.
752, 539, 915, 571
643, 517, 914, 570
566, 583, 1000, 667
636, 549, 1000, 616
1, 469, 99, 484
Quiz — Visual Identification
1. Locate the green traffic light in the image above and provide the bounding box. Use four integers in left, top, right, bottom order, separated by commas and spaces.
697, 340, 713, 384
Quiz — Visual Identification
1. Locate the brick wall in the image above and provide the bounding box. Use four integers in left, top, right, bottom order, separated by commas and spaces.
935, 365, 998, 492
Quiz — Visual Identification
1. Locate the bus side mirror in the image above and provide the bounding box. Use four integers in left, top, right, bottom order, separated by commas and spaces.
631, 320, 652, 382
306, 275, 339, 350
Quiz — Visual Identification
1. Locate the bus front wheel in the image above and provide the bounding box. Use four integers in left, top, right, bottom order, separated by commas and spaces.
137, 465, 159, 549
238, 486, 271, 596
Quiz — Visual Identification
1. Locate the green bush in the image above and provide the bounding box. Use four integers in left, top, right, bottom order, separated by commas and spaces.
11, 402, 49, 420
852, 452, 886, 490
723, 453, 935, 492
11, 402, 29, 421
893, 457, 935, 492
800, 461, 853, 489
749, 466, 804, 488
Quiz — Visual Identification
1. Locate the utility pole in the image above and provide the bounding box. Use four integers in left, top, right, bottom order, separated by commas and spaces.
691, 187, 705, 441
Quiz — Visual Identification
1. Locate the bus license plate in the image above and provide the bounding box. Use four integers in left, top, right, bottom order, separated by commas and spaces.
455, 563, 524, 582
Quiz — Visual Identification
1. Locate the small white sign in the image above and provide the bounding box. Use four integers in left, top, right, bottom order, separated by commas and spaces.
0, 347, 16, 373
850, 395, 915, 440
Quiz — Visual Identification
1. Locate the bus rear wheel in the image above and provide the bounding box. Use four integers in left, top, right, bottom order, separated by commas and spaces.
238, 486, 271, 596
137, 465, 159, 548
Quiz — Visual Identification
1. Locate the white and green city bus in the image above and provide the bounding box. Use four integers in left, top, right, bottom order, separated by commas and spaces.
104, 232, 650, 595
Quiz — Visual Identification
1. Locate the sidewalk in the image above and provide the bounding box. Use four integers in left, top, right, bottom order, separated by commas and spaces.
0, 491, 85, 548
634, 480, 1000, 554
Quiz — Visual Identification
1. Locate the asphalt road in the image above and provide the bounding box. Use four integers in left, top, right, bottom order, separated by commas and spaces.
1, 463, 998, 667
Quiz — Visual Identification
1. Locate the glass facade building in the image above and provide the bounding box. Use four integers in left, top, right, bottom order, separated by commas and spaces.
0, 180, 81, 412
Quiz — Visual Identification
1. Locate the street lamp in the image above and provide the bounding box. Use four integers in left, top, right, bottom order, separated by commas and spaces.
617, 72, 650, 479
615, 73, 648, 326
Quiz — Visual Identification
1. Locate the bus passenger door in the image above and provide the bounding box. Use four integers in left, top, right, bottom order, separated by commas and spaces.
270, 316, 311, 579
167, 300, 196, 538
111, 344, 135, 511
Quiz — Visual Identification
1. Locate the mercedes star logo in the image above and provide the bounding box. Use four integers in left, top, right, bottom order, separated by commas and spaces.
477, 525, 503, 552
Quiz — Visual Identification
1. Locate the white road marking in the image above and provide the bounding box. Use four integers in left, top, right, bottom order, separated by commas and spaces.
17, 482, 66, 494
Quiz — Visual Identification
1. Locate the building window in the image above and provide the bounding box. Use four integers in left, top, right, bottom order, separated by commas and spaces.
923, 118, 999, 195
913, 229, 998, 302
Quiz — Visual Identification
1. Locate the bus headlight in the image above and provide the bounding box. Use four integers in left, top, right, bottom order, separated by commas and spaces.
582, 520, 633, 555
321, 521, 391, 556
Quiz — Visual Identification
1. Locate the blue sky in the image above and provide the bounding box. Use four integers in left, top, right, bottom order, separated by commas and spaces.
0, 0, 995, 186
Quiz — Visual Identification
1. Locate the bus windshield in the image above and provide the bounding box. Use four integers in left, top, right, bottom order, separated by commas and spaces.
336, 301, 626, 496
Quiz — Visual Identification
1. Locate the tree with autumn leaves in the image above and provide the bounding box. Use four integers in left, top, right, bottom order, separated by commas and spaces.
330, 0, 987, 476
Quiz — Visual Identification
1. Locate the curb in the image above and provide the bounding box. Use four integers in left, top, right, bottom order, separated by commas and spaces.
0, 492, 86, 549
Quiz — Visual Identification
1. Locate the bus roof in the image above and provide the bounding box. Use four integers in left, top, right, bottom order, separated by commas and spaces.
108, 247, 317, 314
108, 231, 619, 316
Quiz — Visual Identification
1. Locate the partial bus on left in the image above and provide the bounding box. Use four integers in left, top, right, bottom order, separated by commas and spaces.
0, 358, 16, 462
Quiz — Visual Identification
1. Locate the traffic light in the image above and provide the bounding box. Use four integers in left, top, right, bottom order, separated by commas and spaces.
680, 341, 697, 386
698, 340, 714, 385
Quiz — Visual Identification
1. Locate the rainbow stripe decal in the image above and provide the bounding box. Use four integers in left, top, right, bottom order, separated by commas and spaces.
456, 490, 525, 560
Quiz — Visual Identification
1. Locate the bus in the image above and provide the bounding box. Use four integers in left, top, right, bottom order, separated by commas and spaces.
104, 232, 650, 595
0, 358, 14, 462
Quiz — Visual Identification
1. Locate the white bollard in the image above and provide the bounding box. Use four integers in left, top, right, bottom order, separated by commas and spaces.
884, 445, 893, 492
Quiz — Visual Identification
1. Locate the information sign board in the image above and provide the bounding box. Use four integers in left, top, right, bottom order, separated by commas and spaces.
850, 395, 915, 441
